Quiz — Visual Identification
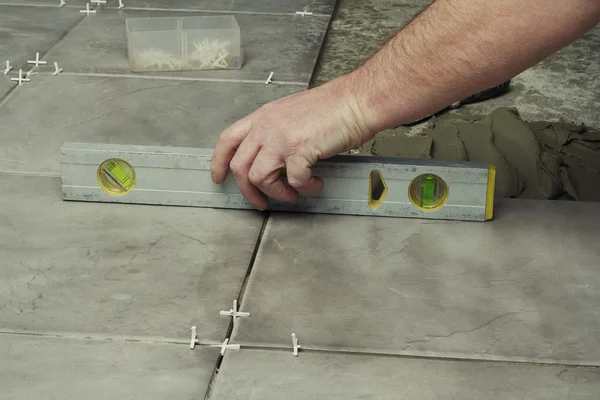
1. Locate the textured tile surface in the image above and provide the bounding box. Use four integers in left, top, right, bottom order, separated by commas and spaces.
1, 335, 219, 400
117, 0, 336, 15
0, 5, 84, 71
233, 199, 600, 365
0, 174, 264, 340
46, 9, 329, 83
211, 350, 600, 400
0, 74, 301, 175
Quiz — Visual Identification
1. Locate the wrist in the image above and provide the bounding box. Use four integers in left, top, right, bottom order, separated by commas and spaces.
342, 57, 418, 136
325, 72, 378, 144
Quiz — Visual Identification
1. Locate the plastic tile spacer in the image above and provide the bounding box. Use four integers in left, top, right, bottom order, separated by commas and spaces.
10, 69, 30, 85
291, 333, 301, 357
3, 61, 11, 75
265, 71, 274, 85
118, 0, 124, 9
80, 3, 97, 14
220, 299, 250, 329
53, 62, 63, 76
27, 52, 47, 67
214, 338, 241, 356
189, 325, 199, 349
90, 0, 107, 4
219, 299, 250, 318
295, 10, 313, 17
60, 0, 65, 6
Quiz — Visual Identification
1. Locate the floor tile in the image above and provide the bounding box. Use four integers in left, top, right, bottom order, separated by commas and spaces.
0, 174, 264, 341
45, 9, 329, 83
210, 349, 600, 400
0, 74, 301, 175
116, 0, 336, 15
1, 334, 219, 400
0, 5, 84, 71
232, 199, 600, 365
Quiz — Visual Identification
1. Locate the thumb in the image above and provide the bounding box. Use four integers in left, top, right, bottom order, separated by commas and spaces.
285, 151, 324, 194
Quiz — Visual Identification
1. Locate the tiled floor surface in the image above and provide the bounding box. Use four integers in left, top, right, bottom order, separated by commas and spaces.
1, 1, 600, 399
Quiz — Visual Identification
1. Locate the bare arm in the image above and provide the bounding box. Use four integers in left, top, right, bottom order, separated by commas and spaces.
211, 0, 600, 210
352, 0, 600, 133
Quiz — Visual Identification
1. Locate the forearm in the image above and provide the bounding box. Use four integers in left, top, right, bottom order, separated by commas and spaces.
346, 0, 600, 134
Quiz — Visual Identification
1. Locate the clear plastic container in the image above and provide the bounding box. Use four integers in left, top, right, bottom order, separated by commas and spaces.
126, 15, 243, 72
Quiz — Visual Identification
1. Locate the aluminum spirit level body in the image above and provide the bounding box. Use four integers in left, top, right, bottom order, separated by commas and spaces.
60, 142, 496, 221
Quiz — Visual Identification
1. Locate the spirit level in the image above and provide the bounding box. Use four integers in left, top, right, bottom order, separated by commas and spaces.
60, 142, 496, 221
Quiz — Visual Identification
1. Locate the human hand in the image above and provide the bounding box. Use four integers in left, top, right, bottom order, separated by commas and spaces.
210, 75, 374, 210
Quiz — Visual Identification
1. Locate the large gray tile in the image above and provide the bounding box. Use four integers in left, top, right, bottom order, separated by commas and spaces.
233, 199, 600, 365
0, 5, 84, 71
116, 0, 336, 15
0, 174, 264, 340
0, 74, 301, 175
211, 349, 600, 400
1, 334, 220, 400
45, 9, 329, 83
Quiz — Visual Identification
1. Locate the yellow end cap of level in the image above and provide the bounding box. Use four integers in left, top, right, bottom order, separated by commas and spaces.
485, 165, 496, 221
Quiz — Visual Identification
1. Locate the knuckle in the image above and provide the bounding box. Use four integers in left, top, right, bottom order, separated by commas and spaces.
286, 175, 305, 189
219, 126, 234, 141
248, 170, 264, 185
229, 160, 243, 175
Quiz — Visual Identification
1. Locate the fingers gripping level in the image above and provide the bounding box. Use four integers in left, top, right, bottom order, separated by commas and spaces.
60, 142, 496, 221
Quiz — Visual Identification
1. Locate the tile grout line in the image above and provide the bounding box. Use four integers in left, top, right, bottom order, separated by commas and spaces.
105, 6, 332, 18
203, 212, 271, 400
0, 3, 332, 18
0, 329, 221, 347
3, 327, 599, 371
43, 71, 309, 87
229, 344, 600, 370
0, 170, 61, 178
